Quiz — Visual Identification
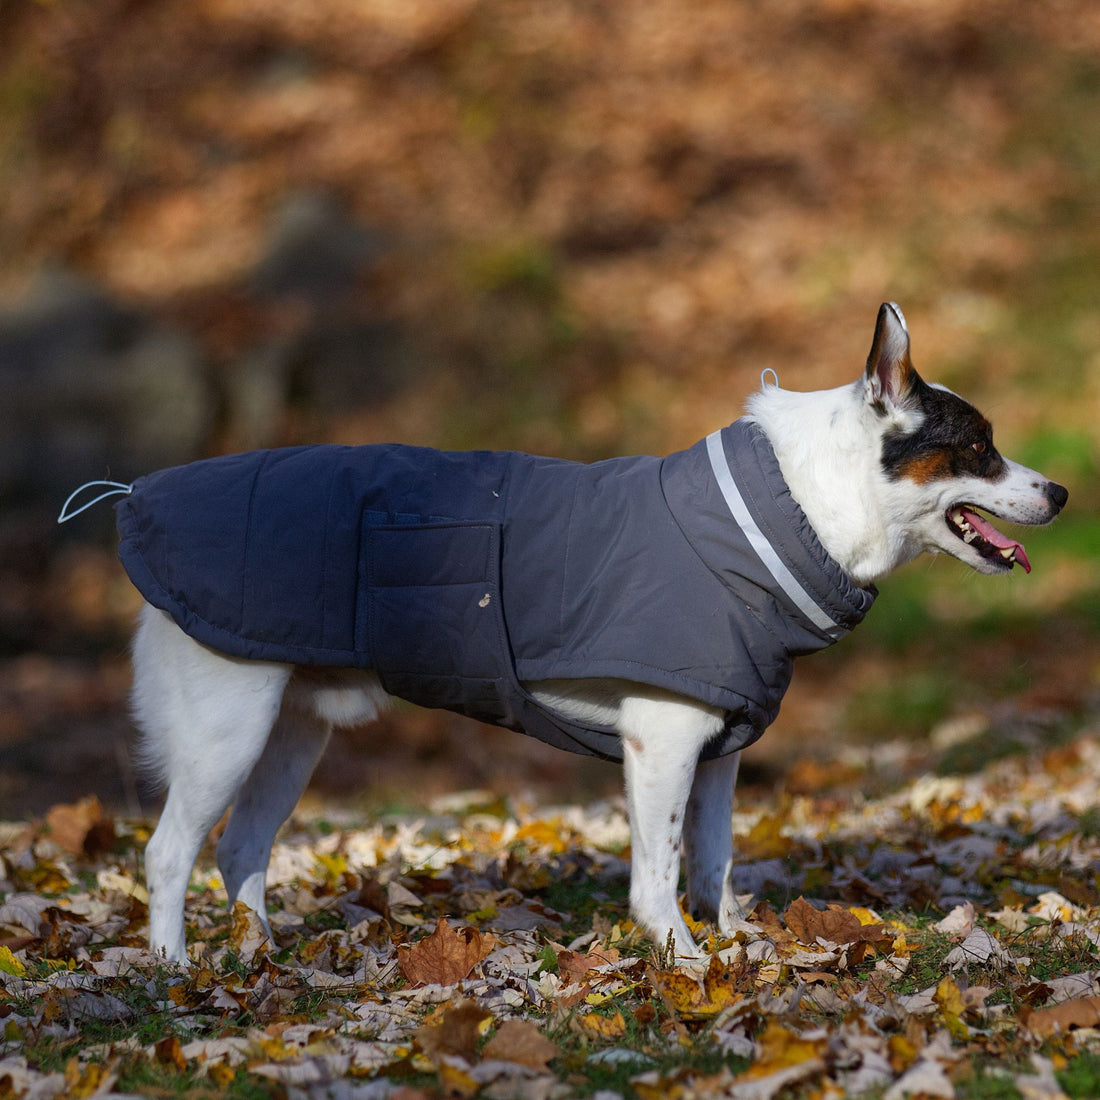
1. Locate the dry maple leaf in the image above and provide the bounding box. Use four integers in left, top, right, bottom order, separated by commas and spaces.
414, 998, 492, 1063
732, 1020, 827, 1097
783, 896, 892, 948
45, 796, 116, 857
1022, 995, 1100, 1038
556, 946, 621, 984
397, 916, 493, 986
648, 955, 742, 1021
481, 1019, 559, 1070
574, 1010, 627, 1040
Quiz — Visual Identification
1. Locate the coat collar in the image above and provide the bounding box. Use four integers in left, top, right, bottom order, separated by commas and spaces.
662, 418, 876, 648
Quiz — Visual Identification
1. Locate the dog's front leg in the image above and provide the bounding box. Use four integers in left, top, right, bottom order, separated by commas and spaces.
683, 751, 749, 933
619, 694, 724, 960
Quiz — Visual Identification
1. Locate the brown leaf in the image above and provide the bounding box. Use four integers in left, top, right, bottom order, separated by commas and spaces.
482, 1019, 558, 1070
1022, 996, 1100, 1038
414, 998, 492, 1063
153, 1035, 188, 1072
556, 946, 621, 984
45, 796, 116, 857
783, 897, 892, 947
397, 917, 490, 986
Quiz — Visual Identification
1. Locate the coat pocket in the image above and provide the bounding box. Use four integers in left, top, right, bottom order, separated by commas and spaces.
359, 522, 512, 719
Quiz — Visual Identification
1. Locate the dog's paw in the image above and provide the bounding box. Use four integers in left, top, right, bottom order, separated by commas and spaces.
716, 894, 755, 936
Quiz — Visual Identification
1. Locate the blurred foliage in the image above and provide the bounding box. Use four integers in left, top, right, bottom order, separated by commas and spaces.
1, 0, 1099, 802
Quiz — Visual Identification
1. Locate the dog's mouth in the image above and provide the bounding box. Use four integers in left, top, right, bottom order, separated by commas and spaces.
945, 505, 1031, 573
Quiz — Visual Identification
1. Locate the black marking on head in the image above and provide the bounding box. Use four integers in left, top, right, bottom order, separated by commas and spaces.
882, 377, 1007, 484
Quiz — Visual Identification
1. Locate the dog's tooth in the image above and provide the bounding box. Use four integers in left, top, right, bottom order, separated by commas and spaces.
1000, 547, 1015, 560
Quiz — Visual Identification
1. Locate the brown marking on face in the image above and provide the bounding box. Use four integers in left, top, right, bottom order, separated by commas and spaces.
897, 450, 954, 484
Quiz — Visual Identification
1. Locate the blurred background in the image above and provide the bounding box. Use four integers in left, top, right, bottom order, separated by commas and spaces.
1, 0, 1098, 821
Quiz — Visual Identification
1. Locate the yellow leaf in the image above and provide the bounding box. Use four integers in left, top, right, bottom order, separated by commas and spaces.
314, 852, 348, 883
934, 975, 965, 1017
584, 991, 614, 1006
438, 1060, 479, 1099
739, 811, 792, 859
934, 975, 970, 1039
577, 1011, 627, 1039
649, 957, 741, 1021
63, 1059, 114, 1099
0, 946, 25, 977
208, 1062, 236, 1088
514, 819, 569, 853
738, 1021, 826, 1081
849, 906, 882, 926
888, 1034, 919, 1073
257, 1037, 294, 1062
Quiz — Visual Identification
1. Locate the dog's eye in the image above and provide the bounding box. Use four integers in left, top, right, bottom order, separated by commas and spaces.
972, 441, 987, 455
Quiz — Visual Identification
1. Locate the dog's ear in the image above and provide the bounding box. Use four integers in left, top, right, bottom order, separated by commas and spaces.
864, 302, 915, 408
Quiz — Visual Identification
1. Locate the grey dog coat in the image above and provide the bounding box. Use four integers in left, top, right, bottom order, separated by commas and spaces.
116, 419, 876, 762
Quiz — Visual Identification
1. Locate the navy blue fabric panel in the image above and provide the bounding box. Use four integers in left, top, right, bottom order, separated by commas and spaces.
118, 451, 259, 654
364, 523, 503, 684
240, 449, 343, 652
354, 444, 513, 522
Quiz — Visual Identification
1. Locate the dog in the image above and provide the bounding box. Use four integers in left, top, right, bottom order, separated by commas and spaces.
111, 302, 1066, 963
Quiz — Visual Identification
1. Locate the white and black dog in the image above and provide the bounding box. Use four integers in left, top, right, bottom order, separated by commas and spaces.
108, 302, 1065, 963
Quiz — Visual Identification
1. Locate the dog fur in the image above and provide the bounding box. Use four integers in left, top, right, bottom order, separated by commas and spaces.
131, 303, 1067, 963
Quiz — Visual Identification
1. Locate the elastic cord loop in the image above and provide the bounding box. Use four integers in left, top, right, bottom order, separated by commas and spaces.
57, 481, 133, 524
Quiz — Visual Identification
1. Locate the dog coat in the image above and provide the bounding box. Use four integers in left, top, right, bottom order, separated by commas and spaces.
116, 419, 875, 761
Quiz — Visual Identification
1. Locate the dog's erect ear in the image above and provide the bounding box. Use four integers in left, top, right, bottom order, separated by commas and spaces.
864, 302, 915, 408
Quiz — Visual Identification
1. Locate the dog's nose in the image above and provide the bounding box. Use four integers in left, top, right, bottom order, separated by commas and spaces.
1046, 481, 1069, 512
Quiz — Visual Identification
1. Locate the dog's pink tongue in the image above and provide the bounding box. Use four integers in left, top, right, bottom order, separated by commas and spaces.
960, 507, 1031, 573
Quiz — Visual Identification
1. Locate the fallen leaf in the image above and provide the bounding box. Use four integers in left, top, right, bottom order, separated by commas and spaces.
397, 917, 493, 987
575, 1010, 626, 1040
944, 927, 1019, 972
934, 975, 970, 1038
154, 1035, 188, 1071
414, 999, 492, 1064
1014, 1053, 1072, 1100
739, 811, 793, 859
482, 1019, 558, 1069
784, 897, 892, 948
556, 946, 621, 984
437, 1059, 479, 1099
45, 796, 116, 857
731, 1021, 826, 1099
229, 901, 269, 965
649, 956, 741, 1020
934, 901, 977, 937
1022, 996, 1100, 1038
0, 946, 26, 977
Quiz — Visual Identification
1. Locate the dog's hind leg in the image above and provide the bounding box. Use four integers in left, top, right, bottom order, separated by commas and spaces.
133, 606, 292, 964
683, 751, 749, 933
216, 671, 388, 944
619, 692, 725, 960
215, 703, 331, 938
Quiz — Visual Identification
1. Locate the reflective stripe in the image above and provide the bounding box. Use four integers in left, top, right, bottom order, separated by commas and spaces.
706, 430, 842, 637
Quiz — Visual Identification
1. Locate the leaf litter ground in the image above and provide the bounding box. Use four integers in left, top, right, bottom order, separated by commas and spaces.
6, 730, 1100, 1098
